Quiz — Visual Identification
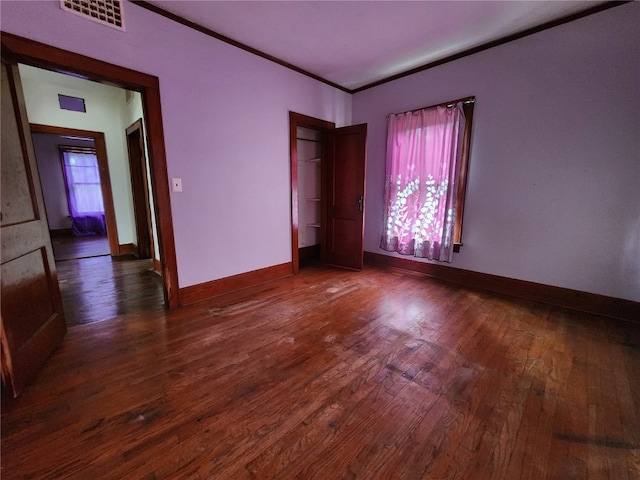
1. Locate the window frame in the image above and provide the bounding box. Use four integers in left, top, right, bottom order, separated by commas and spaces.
453, 98, 475, 251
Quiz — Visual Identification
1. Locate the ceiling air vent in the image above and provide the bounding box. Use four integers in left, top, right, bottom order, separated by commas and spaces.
60, 0, 125, 31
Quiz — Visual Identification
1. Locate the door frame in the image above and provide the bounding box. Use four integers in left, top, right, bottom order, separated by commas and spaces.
1, 32, 179, 309
289, 112, 335, 274
30, 124, 120, 257
126, 118, 154, 260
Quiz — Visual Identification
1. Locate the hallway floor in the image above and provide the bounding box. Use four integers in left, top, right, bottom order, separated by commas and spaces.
53, 235, 165, 326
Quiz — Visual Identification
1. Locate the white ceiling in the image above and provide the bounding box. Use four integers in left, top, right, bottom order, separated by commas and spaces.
144, 0, 607, 91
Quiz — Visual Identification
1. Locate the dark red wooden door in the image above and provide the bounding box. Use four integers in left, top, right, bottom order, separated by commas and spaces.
126, 119, 153, 259
324, 124, 367, 270
1, 59, 67, 397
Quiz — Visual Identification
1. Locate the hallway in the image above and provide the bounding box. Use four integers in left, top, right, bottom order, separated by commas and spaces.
53, 236, 164, 326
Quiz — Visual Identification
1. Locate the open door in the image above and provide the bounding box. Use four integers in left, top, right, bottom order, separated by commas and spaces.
1, 58, 67, 398
126, 119, 153, 259
324, 124, 367, 270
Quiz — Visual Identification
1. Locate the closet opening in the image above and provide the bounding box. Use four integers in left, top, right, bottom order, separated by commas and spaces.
290, 112, 367, 273
289, 112, 335, 273
296, 127, 322, 268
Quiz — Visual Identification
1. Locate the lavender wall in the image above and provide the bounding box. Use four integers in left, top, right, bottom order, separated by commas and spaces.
353, 3, 640, 302
32, 134, 95, 230
1, 1, 352, 288
4, 1, 637, 302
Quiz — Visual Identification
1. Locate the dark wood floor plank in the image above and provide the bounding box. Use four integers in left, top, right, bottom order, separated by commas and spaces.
590, 316, 636, 480
2, 264, 638, 479
51, 234, 110, 261
417, 311, 513, 479
500, 312, 559, 480
242, 353, 387, 479
56, 255, 165, 326
546, 310, 595, 480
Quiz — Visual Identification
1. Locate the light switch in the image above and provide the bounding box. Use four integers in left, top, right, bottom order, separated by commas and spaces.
172, 177, 182, 192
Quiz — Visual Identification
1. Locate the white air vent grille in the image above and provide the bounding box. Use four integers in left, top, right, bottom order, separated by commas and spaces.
60, 0, 125, 31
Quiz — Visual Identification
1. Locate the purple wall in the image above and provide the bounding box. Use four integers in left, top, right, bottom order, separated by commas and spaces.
1, 0, 352, 288
3, 1, 638, 301
353, 3, 640, 301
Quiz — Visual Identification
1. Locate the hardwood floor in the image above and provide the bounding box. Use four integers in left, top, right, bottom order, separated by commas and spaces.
2, 265, 638, 479
51, 234, 165, 327
51, 234, 110, 261
56, 256, 165, 327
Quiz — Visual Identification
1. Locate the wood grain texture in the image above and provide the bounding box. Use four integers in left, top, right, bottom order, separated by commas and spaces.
55, 255, 164, 327
2, 264, 638, 478
1, 58, 67, 398
324, 124, 367, 270
116, 243, 137, 257
51, 234, 109, 261
365, 251, 640, 323
179, 262, 292, 306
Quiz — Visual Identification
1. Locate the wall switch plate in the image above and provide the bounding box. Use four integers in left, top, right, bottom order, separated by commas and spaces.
172, 177, 182, 192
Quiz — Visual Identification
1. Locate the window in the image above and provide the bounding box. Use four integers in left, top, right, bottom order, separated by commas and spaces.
61, 146, 106, 236
58, 94, 86, 112
380, 97, 474, 262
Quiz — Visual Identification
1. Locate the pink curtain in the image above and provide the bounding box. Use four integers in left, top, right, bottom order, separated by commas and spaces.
380, 104, 463, 262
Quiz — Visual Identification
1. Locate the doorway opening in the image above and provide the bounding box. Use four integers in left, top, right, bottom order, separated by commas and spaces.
289, 112, 335, 273
296, 127, 322, 268
30, 125, 120, 259
29, 126, 164, 327
126, 118, 156, 264
289, 112, 368, 273
2, 32, 179, 310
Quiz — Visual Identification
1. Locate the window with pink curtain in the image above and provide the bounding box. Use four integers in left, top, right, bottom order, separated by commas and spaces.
380, 101, 470, 262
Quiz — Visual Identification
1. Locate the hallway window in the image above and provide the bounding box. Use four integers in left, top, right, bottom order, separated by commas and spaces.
61, 146, 106, 236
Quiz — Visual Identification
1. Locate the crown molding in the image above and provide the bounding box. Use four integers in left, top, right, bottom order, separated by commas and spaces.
132, 1, 629, 95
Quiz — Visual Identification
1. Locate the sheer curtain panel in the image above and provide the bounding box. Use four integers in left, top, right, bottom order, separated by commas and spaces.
62, 148, 106, 236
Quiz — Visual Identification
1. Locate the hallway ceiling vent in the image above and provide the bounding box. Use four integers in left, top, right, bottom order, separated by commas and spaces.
60, 0, 125, 31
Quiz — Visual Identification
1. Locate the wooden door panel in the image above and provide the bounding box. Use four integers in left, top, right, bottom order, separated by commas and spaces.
332, 133, 360, 219
1, 64, 37, 226
1, 58, 66, 397
327, 218, 362, 269
1, 221, 45, 264
324, 124, 367, 270
1, 248, 66, 392
2, 249, 58, 348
